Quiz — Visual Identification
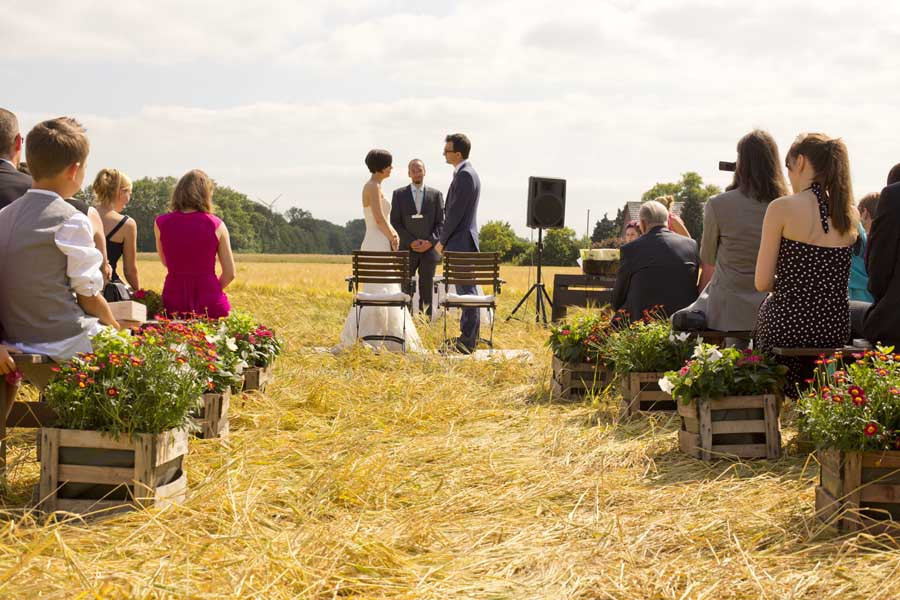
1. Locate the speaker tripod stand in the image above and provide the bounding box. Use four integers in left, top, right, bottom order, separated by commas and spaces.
507, 227, 553, 325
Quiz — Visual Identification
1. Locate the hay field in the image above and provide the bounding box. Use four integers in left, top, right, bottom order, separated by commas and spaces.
1, 257, 898, 599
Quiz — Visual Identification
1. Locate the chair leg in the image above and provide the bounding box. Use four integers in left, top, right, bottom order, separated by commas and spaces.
442, 303, 448, 353
356, 305, 362, 346
489, 307, 496, 355
402, 305, 407, 354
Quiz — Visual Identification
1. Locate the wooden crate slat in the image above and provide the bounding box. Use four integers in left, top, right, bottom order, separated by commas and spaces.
634, 372, 666, 384
815, 485, 842, 525
710, 419, 768, 435
155, 430, 190, 465
842, 451, 863, 532
676, 402, 694, 419
11, 353, 52, 365
861, 453, 900, 469
859, 483, 900, 504
38, 429, 60, 513
57, 465, 134, 486
53, 498, 136, 516
819, 448, 842, 475
820, 462, 843, 499
57, 429, 136, 451
710, 443, 768, 458
636, 391, 671, 402
709, 395, 770, 411
678, 430, 700, 458
143, 472, 187, 507
107, 301, 147, 322
763, 394, 781, 459
619, 372, 673, 418
698, 399, 713, 461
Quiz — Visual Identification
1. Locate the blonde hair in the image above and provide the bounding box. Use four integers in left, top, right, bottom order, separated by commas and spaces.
654, 195, 675, 210
171, 169, 215, 213
92, 168, 132, 207
25, 117, 90, 180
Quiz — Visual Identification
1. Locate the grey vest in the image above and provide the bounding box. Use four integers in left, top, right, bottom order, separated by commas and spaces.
0, 192, 92, 344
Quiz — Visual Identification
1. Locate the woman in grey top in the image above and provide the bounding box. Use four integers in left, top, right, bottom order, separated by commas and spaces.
689, 130, 789, 333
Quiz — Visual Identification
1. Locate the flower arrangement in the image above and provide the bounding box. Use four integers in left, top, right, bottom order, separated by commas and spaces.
547, 312, 613, 365
798, 347, 900, 451
601, 315, 694, 375
43, 328, 205, 435
132, 289, 164, 320
660, 344, 787, 403
221, 309, 283, 368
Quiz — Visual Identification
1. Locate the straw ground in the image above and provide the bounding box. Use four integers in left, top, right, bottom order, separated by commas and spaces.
0, 257, 898, 599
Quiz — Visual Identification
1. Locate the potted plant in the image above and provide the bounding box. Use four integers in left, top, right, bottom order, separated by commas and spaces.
798, 348, 900, 533
222, 310, 283, 392
547, 311, 614, 401
132, 289, 164, 321
39, 328, 204, 515
661, 344, 787, 461
601, 313, 693, 416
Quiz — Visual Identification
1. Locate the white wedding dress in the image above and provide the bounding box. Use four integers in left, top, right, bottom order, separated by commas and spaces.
338, 194, 424, 352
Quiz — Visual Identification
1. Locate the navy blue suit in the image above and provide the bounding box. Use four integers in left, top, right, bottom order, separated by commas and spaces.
441, 161, 481, 349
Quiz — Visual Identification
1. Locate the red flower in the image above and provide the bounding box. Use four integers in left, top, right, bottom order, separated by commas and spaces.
679, 365, 691, 376
852, 353, 863, 359
831, 394, 843, 404
561, 329, 571, 336
864, 422, 879, 437
134, 289, 147, 299
890, 387, 900, 396
852, 394, 866, 407
207, 380, 216, 390
207, 364, 218, 373
848, 385, 866, 401
107, 387, 119, 397
878, 368, 889, 377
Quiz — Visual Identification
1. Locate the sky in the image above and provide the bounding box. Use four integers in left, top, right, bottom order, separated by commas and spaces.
3, 0, 900, 237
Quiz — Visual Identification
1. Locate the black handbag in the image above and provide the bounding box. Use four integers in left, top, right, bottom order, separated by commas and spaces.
672, 309, 707, 332
102, 281, 132, 302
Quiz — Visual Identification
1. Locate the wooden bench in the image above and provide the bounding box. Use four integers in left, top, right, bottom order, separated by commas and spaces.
771, 346, 861, 357
550, 273, 615, 321
683, 330, 753, 344
2, 353, 60, 479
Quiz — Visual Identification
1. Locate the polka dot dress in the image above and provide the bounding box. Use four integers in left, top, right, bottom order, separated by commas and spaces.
755, 183, 851, 396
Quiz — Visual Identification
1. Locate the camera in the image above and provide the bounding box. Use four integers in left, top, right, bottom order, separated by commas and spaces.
719, 161, 736, 172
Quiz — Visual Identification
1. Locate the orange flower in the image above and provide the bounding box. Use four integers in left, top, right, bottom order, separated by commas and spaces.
864, 422, 879, 437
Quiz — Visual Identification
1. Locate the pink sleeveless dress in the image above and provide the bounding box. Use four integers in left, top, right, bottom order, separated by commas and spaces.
156, 211, 231, 318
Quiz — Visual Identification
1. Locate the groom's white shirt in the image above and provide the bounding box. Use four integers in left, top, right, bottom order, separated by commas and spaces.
454, 159, 469, 174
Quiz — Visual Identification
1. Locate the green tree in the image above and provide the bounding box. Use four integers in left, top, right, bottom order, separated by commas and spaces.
641, 181, 682, 203
640, 172, 721, 240
591, 212, 618, 242
479, 221, 517, 259
541, 227, 579, 266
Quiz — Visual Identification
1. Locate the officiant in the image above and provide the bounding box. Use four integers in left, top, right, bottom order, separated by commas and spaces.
391, 159, 444, 317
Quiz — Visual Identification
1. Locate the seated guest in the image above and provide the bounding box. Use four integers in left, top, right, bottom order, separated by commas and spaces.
755, 133, 858, 393
622, 220, 641, 244
155, 169, 235, 318
675, 130, 788, 337
93, 168, 140, 298
857, 180, 900, 346
849, 192, 878, 302
0, 117, 119, 361
64, 196, 112, 282
655, 195, 691, 238
0, 108, 32, 209
612, 200, 700, 320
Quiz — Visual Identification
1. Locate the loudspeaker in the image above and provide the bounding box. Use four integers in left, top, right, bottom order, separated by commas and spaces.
526, 176, 566, 229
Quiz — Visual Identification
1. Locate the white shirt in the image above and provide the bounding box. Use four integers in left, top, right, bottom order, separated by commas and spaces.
5, 188, 104, 361
410, 183, 424, 213
454, 159, 469, 174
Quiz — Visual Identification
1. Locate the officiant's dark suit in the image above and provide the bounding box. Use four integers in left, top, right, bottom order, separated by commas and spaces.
390, 179, 444, 317
0, 160, 32, 210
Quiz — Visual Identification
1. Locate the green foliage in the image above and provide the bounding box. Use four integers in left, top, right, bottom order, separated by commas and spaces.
547, 311, 613, 365
479, 221, 517, 259
541, 227, 580, 266
591, 212, 619, 242
222, 309, 284, 368
798, 347, 900, 451
133, 288, 164, 319
661, 344, 787, 403
601, 316, 694, 374
640, 172, 721, 240
44, 328, 204, 435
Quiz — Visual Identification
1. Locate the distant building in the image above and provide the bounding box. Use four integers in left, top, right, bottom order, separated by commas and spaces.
621, 200, 683, 235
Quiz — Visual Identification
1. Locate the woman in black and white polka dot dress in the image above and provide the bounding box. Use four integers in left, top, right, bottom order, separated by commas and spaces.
754, 133, 859, 395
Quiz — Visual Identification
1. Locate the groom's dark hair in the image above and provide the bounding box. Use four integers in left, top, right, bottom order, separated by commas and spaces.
445, 133, 471, 159
365, 149, 392, 174
888, 162, 900, 186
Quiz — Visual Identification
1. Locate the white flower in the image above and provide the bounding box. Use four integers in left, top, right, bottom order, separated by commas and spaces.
692, 343, 705, 359
225, 337, 238, 352
676, 332, 691, 342
658, 376, 674, 394
668, 333, 675, 342
708, 347, 723, 362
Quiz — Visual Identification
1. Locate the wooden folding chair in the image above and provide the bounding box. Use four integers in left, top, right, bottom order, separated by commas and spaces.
345, 251, 415, 352
436, 251, 503, 352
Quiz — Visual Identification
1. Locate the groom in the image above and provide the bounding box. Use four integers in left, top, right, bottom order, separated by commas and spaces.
390, 159, 444, 317
435, 133, 481, 353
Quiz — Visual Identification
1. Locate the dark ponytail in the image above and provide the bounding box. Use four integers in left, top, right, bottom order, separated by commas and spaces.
787, 133, 856, 235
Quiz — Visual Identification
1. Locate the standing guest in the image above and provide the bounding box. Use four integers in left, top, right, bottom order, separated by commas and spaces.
93, 169, 140, 298
655, 195, 691, 238
675, 130, 788, 337
0, 108, 32, 209
612, 200, 700, 319
622, 220, 641, 244
0, 117, 119, 361
154, 170, 235, 318
390, 159, 444, 317
755, 133, 858, 394
436, 133, 481, 353
848, 192, 878, 302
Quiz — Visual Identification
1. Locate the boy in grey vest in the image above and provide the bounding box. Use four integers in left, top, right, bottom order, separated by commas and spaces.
0, 117, 119, 362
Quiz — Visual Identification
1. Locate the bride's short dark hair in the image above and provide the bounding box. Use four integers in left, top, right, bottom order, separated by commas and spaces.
365, 149, 392, 173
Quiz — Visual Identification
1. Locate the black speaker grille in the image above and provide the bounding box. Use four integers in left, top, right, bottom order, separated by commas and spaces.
533, 194, 564, 228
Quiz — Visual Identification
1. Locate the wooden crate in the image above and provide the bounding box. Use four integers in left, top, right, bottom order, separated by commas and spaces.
38, 428, 188, 515
618, 372, 675, 417
108, 301, 147, 323
677, 394, 781, 461
550, 355, 613, 401
242, 364, 274, 392
194, 389, 230, 439
816, 449, 900, 534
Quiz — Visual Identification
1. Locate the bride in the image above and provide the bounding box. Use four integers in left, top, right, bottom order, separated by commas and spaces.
338, 149, 423, 352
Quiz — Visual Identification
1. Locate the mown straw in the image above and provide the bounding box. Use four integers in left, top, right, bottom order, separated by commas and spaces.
0, 259, 898, 598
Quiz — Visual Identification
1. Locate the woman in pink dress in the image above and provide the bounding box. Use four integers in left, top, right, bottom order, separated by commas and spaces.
154, 170, 236, 318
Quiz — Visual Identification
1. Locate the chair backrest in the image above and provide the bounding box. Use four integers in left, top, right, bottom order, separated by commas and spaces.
442, 251, 501, 293
352, 251, 412, 293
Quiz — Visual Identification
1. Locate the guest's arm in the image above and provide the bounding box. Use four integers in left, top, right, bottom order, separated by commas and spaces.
154, 221, 167, 267
86, 207, 111, 282
216, 222, 237, 289
366, 185, 398, 247
55, 212, 120, 328
669, 214, 691, 238
440, 173, 475, 247
754, 201, 783, 293
121, 218, 141, 290
697, 201, 718, 291
0, 346, 14, 376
